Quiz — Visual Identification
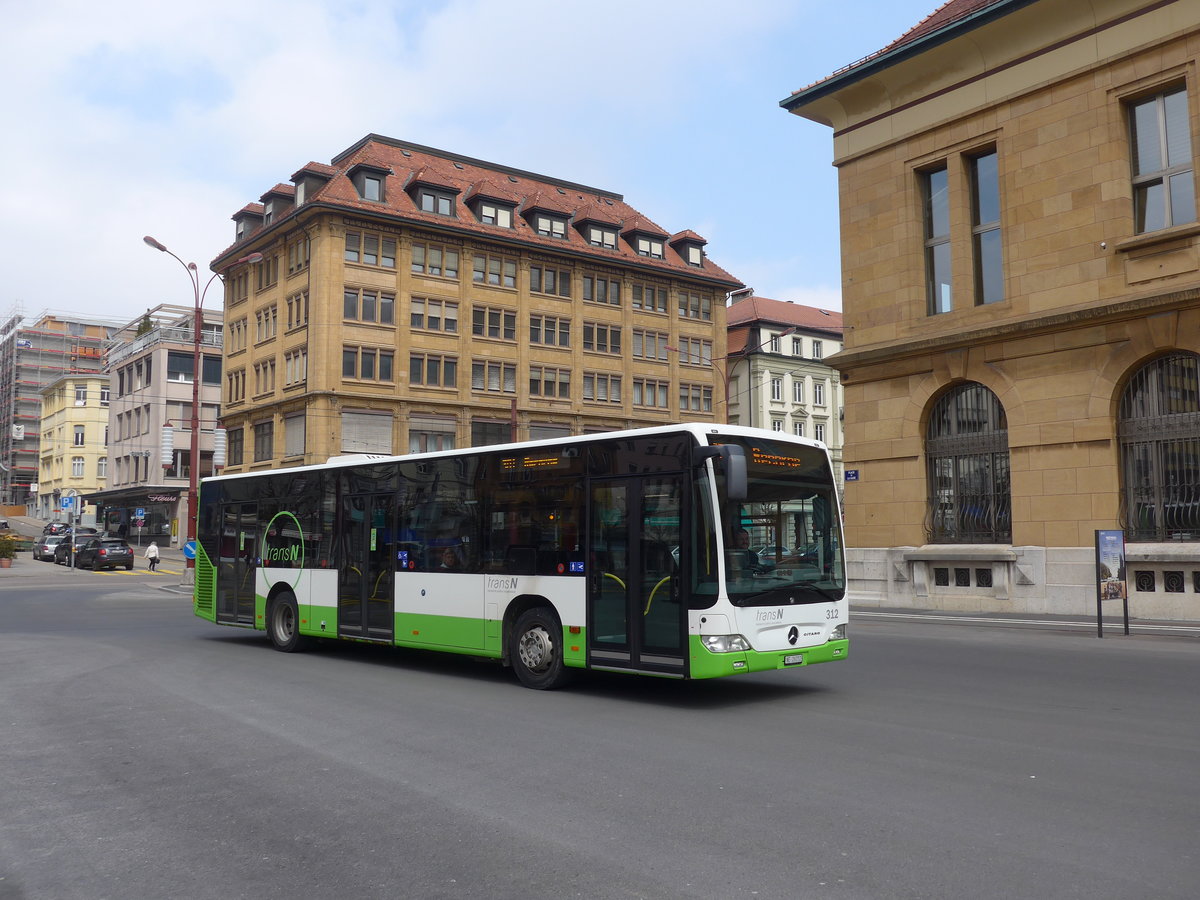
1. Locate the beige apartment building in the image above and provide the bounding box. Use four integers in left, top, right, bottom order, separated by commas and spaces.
37, 373, 110, 526
211, 136, 742, 471
784, 0, 1200, 619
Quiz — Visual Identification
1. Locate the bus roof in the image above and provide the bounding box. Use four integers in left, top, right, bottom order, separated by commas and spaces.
202, 422, 828, 484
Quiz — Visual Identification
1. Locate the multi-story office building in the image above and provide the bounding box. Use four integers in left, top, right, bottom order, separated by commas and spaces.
0, 311, 119, 510
36, 373, 110, 525
725, 295, 845, 481
783, 0, 1200, 618
211, 135, 742, 470
84, 305, 224, 545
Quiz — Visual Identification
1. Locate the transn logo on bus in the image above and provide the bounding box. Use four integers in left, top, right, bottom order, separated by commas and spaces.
756, 609, 784, 623
488, 575, 518, 591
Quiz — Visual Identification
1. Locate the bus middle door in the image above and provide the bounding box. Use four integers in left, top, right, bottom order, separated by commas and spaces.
587, 476, 685, 676
338, 494, 396, 642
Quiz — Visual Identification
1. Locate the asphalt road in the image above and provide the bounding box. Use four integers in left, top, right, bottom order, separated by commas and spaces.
1, 575, 1197, 899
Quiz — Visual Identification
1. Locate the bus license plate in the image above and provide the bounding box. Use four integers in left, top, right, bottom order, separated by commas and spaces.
784, 654, 804, 666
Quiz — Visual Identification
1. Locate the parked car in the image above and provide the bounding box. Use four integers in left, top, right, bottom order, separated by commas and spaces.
33, 534, 65, 561
70, 526, 100, 537
73, 538, 135, 571
43, 521, 70, 535
53, 535, 89, 565
0, 518, 9, 531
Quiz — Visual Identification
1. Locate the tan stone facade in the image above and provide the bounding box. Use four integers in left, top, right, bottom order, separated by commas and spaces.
214, 138, 740, 473
786, 0, 1200, 618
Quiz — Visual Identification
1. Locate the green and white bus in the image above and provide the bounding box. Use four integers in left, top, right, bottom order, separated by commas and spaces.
194, 423, 847, 689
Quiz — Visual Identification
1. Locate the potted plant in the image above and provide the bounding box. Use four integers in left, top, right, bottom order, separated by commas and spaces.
0, 533, 16, 568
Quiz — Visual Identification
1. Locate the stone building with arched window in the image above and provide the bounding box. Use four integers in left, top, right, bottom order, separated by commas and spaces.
783, 0, 1200, 619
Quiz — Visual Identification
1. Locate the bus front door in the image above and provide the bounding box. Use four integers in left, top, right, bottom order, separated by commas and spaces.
217, 502, 257, 626
338, 494, 396, 642
588, 476, 685, 676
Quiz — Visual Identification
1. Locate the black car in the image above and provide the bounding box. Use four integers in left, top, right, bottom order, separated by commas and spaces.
53, 535, 88, 565
43, 521, 70, 536
73, 538, 135, 571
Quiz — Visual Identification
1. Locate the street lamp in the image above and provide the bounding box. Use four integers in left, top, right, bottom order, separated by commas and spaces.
142, 236, 261, 568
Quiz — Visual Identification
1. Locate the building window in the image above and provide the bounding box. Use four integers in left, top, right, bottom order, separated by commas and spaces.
74, 384, 87, 404
341, 411, 393, 454
1130, 86, 1196, 234
286, 292, 308, 331
633, 378, 670, 409
583, 275, 620, 306
686, 245, 703, 266
676, 337, 711, 366
633, 329, 669, 361
228, 317, 248, 352
814, 382, 826, 406
530, 315, 570, 348
1118, 352, 1200, 541
345, 231, 396, 268
72, 456, 85, 477
227, 368, 246, 403
923, 164, 952, 315
73, 425, 85, 447
793, 421, 805, 437
418, 189, 455, 216
253, 359, 276, 395
814, 423, 826, 443
472, 361, 516, 394
288, 235, 311, 275
812, 340, 823, 360
530, 265, 572, 297
255, 305, 278, 342
792, 337, 803, 356
529, 366, 571, 398
284, 348, 307, 387
472, 419, 510, 447
253, 421, 274, 462
410, 297, 458, 332
588, 226, 618, 249
631, 283, 667, 313
583, 323, 622, 355
409, 417, 456, 453
926, 382, 1011, 544
227, 427, 244, 466
636, 236, 664, 258
343, 288, 395, 325
256, 255, 280, 291
583, 373, 622, 403
772, 420, 783, 432
677, 290, 712, 321
473, 306, 517, 340
97, 456, 107, 479
167, 351, 195, 383
679, 384, 713, 413
771, 378, 783, 401
793, 381, 805, 404
478, 202, 513, 228
409, 353, 457, 388
284, 413, 306, 458
535, 215, 566, 239
970, 150, 1004, 304
472, 253, 517, 288
341, 347, 394, 382
411, 242, 460, 278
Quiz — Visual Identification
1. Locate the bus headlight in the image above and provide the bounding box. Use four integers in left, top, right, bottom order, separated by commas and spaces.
702, 634, 751, 653
831, 623, 846, 641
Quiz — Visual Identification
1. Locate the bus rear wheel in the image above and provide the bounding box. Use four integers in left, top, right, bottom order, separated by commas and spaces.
268, 592, 308, 653
512, 607, 571, 690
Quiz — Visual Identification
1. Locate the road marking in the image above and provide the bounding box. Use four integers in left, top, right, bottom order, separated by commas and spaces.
853, 610, 1200, 635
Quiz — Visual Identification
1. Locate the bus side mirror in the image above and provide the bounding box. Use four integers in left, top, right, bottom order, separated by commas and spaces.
692, 445, 747, 501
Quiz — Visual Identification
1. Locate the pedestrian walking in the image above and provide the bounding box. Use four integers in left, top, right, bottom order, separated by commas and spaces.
145, 540, 160, 572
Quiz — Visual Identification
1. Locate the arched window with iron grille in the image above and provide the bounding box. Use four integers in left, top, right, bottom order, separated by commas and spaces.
925, 382, 1011, 543
1118, 352, 1200, 542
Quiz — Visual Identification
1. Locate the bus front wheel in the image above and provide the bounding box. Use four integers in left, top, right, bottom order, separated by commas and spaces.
268, 592, 308, 653
511, 607, 571, 690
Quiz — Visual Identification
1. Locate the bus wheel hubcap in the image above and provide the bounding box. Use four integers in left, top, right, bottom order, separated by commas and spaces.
518, 626, 552, 671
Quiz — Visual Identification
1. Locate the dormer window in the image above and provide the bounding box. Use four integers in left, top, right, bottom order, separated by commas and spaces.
535, 214, 567, 239
686, 245, 703, 266
479, 202, 513, 228
419, 189, 455, 216
636, 237, 664, 259
347, 163, 391, 203
588, 226, 618, 249
295, 182, 306, 205
363, 175, 383, 202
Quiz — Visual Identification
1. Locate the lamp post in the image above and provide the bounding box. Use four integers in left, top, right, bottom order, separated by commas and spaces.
143, 237, 261, 568
669, 325, 796, 423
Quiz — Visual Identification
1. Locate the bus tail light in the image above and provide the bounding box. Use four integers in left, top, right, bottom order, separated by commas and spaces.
701, 634, 750, 653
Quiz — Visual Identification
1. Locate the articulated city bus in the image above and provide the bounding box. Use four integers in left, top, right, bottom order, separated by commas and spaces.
193, 424, 847, 688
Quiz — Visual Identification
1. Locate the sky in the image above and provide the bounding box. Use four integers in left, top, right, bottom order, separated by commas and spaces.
0, 0, 937, 328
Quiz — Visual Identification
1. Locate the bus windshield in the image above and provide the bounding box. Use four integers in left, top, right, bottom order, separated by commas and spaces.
710, 435, 845, 606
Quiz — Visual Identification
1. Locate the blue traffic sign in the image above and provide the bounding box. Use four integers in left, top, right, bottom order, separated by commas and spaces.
183, 541, 197, 560
135, 507, 145, 518
845, 469, 860, 482
60, 496, 75, 509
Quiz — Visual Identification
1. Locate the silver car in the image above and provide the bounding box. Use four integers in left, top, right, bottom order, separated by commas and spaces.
34, 534, 65, 561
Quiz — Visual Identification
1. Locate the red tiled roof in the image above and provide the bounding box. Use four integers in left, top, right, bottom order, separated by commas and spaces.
260, 183, 295, 200
727, 295, 844, 333
214, 135, 741, 287
291, 161, 336, 180
670, 229, 707, 245
620, 215, 669, 238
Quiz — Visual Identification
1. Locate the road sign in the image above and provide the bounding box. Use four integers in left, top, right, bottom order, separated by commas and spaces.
183, 541, 197, 560
60, 496, 75, 510
845, 470, 860, 482
135, 507, 145, 518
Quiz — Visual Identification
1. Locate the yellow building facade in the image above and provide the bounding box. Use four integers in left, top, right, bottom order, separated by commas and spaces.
38, 373, 110, 526
213, 137, 741, 472
785, 0, 1200, 618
